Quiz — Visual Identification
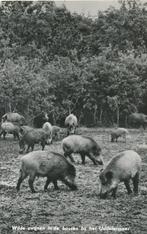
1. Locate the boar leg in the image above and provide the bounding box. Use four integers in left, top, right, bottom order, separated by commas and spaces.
67, 129, 70, 136
64, 152, 75, 163
16, 170, 28, 191
16, 132, 20, 140
124, 134, 126, 143
68, 154, 75, 163
44, 178, 59, 191
28, 173, 36, 193
2, 131, 6, 139
26, 145, 31, 153
56, 132, 60, 140
81, 154, 86, 164
142, 123, 146, 130
132, 172, 139, 195
31, 145, 34, 152
13, 133, 16, 140
61, 178, 77, 190
53, 180, 59, 190
41, 141, 46, 150
44, 178, 51, 191
124, 180, 132, 194
26, 144, 34, 152
111, 187, 118, 199
87, 153, 97, 165
14, 132, 19, 140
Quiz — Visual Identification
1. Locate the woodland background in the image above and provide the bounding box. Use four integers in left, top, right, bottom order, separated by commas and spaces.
0, 0, 147, 127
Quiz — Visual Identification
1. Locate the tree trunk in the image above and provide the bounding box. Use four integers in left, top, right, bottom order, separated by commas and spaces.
125, 115, 128, 128
52, 112, 55, 125
5, 98, 12, 113
116, 107, 119, 126
93, 104, 97, 125
99, 108, 103, 124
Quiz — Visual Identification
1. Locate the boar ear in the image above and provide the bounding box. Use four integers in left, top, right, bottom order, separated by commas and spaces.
105, 171, 113, 180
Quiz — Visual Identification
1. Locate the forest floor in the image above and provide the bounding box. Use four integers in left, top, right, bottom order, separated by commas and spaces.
0, 128, 147, 234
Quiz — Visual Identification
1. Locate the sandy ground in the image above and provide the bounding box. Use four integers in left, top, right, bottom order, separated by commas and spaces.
0, 128, 147, 234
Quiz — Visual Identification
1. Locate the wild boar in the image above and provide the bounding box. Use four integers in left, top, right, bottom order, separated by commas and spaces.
0, 121, 20, 140
19, 125, 34, 136
128, 113, 147, 129
111, 128, 129, 142
33, 111, 49, 128
16, 151, 77, 193
42, 122, 52, 143
65, 114, 78, 135
62, 135, 103, 165
52, 125, 61, 140
19, 128, 51, 153
99, 150, 142, 199
2, 112, 25, 126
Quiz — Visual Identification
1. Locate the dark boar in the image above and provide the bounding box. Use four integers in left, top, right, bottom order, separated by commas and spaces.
99, 150, 142, 199
128, 113, 147, 129
111, 128, 129, 143
62, 135, 103, 165
65, 114, 78, 135
52, 125, 61, 140
19, 128, 51, 153
33, 111, 49, 128
16, 151, 77, 193
20, 125, 34, 135
0, 121, 20, 140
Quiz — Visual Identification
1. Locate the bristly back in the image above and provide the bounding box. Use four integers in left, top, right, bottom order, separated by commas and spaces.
82, 136, 97, 144
82, 136, 100, 150
50, 151, 76, 177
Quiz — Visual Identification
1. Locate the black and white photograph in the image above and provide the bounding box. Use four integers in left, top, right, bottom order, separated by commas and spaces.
0, 0, 147, 233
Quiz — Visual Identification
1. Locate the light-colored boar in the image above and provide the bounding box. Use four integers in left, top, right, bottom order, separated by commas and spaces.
65, 114, 78, 135
99, 150, 142, 199
62, 135, 103, 165
0, 121, 20, 140
111, 128, 129, 142
42, 122, 52, 143
16, 151, 77, 193
2, 112, 25, 125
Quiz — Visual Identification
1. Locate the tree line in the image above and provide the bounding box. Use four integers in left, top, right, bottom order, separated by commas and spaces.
0, 0, 147, 127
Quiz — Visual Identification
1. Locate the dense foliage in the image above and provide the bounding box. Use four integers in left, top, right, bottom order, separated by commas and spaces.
0, 0, 147, 126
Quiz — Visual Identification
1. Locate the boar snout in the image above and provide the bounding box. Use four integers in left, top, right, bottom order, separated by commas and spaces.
96, 156, 104, 165
19, 149, 24, 154
97, 159, 103, 165
70, 184, 78, 191
99, 192, 108, 199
